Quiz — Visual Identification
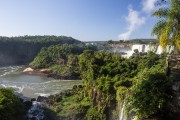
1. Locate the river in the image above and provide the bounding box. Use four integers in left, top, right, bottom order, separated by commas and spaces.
0, 65, 82, 98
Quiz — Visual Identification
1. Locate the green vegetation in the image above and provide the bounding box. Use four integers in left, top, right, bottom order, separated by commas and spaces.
43, 50, 174, 120
107, 39, 157, 45
1, 1, 179, 120
0, 88, 25, 120
30, 44, 97, 79
127, 65, 171, 119
0, 35, 81, 65
152, 0, 180, 50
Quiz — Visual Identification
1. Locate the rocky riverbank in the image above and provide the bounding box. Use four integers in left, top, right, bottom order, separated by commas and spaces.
23, 67, 81, 80
23, 67, 50, 77
21, 84, 83, 120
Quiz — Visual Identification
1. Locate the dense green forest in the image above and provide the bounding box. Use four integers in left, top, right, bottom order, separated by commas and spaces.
30, 43, 177, 119
30, 44, 97, 79
0, 36, 81, 65
0, 48, 177, 120
0, 0, 179, 120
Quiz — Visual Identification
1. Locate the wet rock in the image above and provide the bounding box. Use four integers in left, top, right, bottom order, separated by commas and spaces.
37, 96, 48, 102
23, 67, 34, 72
73, 85, 77, 89
27, 101, 45, 120
78, 85, 83, 88
31, 98, 36, 102
55, 96, 62, 102
24, 101, 32, 111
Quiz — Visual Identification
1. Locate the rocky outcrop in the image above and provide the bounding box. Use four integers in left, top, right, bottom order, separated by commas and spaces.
23, 67, 50, 77
23, 67, 34, 72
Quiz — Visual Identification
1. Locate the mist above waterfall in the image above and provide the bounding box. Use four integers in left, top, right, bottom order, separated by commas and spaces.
110, 44, 174, 57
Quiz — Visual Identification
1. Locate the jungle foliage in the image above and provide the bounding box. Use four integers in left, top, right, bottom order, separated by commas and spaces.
44, 50, 174, 120
152, 0, 180, 50
0, 88, 25, 120
0, 35, 81, 65
30, 44, 97, 79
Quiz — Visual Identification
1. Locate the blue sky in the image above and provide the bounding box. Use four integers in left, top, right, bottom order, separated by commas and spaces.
0, 0, 158, 41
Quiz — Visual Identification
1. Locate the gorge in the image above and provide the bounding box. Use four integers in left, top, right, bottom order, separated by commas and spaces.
0, 38, 179, 120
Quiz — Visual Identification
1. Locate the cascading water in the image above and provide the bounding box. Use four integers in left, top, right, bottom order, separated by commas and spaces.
27, 101, 45, 120
131, 44, 145, 53
156, 45, 163, 54
110, 44, 174, 58
0, 65, 82, 120
119, 101, 125, 120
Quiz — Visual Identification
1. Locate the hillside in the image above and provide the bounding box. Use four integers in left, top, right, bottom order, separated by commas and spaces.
0, 36, 81, 65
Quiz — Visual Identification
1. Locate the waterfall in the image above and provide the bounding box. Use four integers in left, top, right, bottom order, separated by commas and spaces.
119, 101, 125, 120
27, 101, 45, 120
132, 44, 144, 52
156, 45, 163, 54
144, 45, 149, 53
167, 45, 174, 54
144, 44, 157, 53
110, 44, 174, 58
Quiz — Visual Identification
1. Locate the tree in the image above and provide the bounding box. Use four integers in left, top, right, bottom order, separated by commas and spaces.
127, 66, 170, 120
0, 88, 24, 120
152, 0, 180, 50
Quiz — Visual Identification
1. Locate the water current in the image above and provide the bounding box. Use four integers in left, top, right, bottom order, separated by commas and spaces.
0, 65, 81, 98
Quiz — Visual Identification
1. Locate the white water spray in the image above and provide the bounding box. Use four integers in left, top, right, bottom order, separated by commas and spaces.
119, 101, 125, 120
27, 101, 45, 120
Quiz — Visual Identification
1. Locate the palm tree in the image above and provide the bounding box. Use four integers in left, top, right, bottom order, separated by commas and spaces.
152, 0, 180, 51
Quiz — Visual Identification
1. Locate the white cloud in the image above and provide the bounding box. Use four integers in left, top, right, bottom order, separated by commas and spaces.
118, 0, 157, 40
118, 6, 146, 40
142, 0, 157, 13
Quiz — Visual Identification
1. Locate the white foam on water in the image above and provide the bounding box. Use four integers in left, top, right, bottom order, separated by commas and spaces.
0, 65, 82, 98
34, 93, 50, 97
29, 80, 59, 85
0, 71, 12, 77
0, 83, 24, 93
0, 66, 22, 77
0, 84, 8, 88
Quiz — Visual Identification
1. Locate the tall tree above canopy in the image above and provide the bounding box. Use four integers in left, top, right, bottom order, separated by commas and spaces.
152, 0, 180, 50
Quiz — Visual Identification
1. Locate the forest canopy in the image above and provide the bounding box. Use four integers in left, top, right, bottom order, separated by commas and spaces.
0, 35, 81, 65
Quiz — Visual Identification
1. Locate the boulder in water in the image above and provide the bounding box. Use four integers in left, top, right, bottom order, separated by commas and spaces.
31, 98, 36, 102
37, 96, 48, 102
23, 67, 34, 72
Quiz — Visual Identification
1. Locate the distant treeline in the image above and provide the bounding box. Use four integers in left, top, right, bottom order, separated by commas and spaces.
107, 39, 158, 44
0, 36, 81, 65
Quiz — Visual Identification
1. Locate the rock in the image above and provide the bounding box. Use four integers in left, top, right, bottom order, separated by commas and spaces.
78, 85, 83, 88
23, 67, 34, 72
73, 85, 77, 89
31, 98, 36, 102
24, 101, 32, 111
55, 96, 62, 102
40, 69, 50, 74
37, 96, 48, 102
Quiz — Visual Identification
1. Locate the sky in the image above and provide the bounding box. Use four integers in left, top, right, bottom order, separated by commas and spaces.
0, 0, 160, 41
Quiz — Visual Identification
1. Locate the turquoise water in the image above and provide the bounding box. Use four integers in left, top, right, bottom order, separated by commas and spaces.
0, 66, 82, 98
